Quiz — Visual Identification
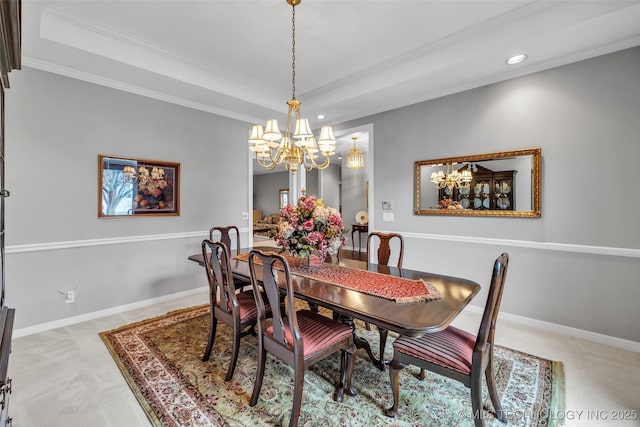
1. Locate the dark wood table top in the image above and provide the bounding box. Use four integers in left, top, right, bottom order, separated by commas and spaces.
188, 247, 480, 337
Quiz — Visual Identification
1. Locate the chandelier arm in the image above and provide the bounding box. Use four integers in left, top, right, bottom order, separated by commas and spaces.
257, 158, 279, 170
256, 149, 284, 169
255, 153, 274, 169
307, 152, 331, 169
272, 146, 286, 165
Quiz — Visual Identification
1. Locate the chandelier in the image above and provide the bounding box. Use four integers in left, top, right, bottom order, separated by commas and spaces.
122, 165, 165, 185
430, 163, 472, 190
345, 137, 364, 170
248, 0, 336, 175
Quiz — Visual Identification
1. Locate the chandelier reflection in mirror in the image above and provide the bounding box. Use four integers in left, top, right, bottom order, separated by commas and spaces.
346, 137, 364, 170
248, 0, 336, 175
430, 163, 473, 190
122, 165, 165, 185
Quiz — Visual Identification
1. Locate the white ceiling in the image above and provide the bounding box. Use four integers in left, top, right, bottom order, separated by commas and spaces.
22, 0, 640, 153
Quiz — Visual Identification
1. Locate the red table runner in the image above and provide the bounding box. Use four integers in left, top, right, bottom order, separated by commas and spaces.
235, 252, 441, 304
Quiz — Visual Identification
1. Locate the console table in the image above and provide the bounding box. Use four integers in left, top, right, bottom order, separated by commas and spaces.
351, 224, 368, 253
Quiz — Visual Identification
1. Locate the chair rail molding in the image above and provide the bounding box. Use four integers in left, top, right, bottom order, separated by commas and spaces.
6, 229, 249, 254
378, 230, 640, 259
8, 229, 638, 258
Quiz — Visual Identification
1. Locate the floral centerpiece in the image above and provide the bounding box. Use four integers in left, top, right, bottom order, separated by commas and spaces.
272, 192, 347, 262
438, 198, 464, 210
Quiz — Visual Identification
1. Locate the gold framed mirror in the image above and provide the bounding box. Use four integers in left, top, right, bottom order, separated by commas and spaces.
415, 148, 541, 217
99, 155, 180, 218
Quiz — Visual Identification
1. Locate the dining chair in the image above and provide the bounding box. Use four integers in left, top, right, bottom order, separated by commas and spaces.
248, 249, 356, 427
209, 225, 241, 256
365, 231, 405, 367
210, 225, 250, 290
201, 239, 270, 382
386, 253, 510, 427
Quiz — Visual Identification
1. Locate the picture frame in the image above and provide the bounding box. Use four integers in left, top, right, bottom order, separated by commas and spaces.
99, 155, 180, 218
279, 189, 289, 209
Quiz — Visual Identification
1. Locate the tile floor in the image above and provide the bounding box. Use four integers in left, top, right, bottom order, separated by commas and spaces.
8, 290, 640, 426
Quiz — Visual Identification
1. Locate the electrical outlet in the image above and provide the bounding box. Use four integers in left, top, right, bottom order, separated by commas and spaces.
382, 201, 392, 210
241, 212, 249, 220
65, 290, 76, 304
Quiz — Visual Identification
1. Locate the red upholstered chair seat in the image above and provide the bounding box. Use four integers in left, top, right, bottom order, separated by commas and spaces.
266, 310, 353, 357
392, 326, 475, 374
236, 292, 262, 323
218, 291, 270, 323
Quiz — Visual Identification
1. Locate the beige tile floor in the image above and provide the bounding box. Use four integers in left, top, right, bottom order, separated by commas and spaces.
8, 291, 640, 427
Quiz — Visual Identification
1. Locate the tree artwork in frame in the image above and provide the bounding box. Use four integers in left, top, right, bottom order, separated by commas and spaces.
99, 155, 180, 218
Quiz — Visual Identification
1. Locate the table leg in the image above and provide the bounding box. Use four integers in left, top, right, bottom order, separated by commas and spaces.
336, 313, 385, 371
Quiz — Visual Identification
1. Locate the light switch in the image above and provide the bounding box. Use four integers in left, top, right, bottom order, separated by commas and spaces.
383, 212, 394, 222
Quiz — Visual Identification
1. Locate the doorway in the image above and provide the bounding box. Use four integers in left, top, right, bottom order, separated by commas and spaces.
248, 123, 374, 252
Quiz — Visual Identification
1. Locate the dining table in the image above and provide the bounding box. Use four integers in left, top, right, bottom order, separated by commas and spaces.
188, 247, 481, 370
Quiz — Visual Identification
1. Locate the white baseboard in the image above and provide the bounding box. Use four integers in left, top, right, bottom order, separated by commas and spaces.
13, 286, 208, 338
463, 305, 640, 353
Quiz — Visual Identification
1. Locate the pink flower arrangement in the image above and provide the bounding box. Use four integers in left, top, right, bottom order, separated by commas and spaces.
273, 192, 347, 260
438, 198, 464, 210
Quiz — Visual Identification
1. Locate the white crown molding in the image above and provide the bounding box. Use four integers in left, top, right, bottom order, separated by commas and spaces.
379, 230, 640, 259
12, 286, 208, 338
22, 57, 261, 124
39, 5, 280, 112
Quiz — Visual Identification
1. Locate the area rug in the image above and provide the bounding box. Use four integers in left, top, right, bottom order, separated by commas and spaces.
100, 305, 565, 427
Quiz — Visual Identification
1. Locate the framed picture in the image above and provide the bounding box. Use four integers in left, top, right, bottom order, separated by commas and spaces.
279, 189, 289, 209
99, 155, 180, 218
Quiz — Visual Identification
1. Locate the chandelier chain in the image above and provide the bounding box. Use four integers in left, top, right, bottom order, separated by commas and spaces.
291, 5, 296, 100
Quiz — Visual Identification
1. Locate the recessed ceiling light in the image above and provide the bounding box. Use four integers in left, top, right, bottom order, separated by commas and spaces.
316, 114, 326, 120
506, 54, 527, 65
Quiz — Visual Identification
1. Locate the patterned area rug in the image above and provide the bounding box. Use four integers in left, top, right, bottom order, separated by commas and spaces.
100, 304, 565, 427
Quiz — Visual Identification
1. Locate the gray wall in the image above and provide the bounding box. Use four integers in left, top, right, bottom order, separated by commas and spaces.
6, 68, 249, 329
334, 47, 640, 342
253, 171, 288, 217
252, 168, 321, 217
319, 164, 340, 212
6, 47, 640, 344
305, 168, 319, 197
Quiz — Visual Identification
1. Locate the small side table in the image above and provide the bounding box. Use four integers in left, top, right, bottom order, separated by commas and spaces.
351, 224, 368, 253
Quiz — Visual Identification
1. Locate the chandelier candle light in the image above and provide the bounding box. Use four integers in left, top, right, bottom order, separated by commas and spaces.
430, 163, 472, 190
248, 0, 336, 174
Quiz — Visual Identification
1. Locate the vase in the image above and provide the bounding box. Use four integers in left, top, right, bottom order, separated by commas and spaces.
305, 254, 323, 268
